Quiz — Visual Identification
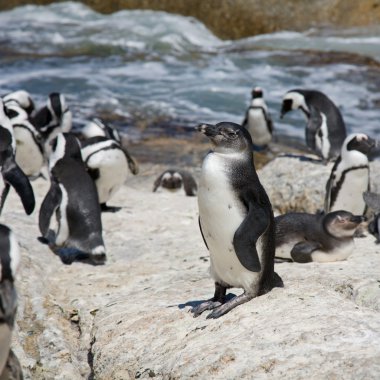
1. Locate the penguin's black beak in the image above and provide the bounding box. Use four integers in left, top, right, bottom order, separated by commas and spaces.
197, 123, 218, 137
350, 215, 367, 224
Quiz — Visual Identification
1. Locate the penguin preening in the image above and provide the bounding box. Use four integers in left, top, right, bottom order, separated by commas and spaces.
0, 99, 35, 215
325, 133, 376, 215
280, 89, 347, 162
242, 87, 273, 149
81, 119, 139, 212
191, 121, 283, 319
153, 169, 197, 196
275, 210, 365, 263
0, 224, 23, 380
39, 133, 106, 265
3, 89, 35, 116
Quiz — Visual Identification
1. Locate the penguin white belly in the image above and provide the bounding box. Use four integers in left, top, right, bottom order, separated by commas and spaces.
247, 110, 271, 146
311, 240, 354, 262
87, 149, 128, 204
198, 154, 260, 290
56, 184, 70, 246
331, 168, 368, 214
14, 127, 44, 176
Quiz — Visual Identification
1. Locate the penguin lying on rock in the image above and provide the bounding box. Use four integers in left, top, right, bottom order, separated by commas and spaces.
0, 224, 23, 380
191, 122, 283, 319
281, 89, 347, 162
39, 133, 106, 265
153, 169, 197, 196
275, 210, 365, 263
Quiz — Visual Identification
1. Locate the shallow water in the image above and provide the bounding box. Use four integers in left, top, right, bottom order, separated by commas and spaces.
0, 2, 380, 142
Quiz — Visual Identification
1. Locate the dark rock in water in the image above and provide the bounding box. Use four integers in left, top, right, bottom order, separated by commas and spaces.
2, 0, 380, 39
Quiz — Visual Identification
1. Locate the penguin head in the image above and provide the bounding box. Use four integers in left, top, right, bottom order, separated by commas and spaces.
324, 210, 366, 238
49, 133, 82, 170
197, 122, 252, 154
3, 90, 35, 115
344, 133, 376, 156
47, 92, 69, 123
82, 118, 121, 143
251, 87, 263, 99
161, 171, 183, 190
280, 90, 309, 118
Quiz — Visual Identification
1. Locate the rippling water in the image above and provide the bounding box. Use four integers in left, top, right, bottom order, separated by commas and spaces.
1, 2, 380, 142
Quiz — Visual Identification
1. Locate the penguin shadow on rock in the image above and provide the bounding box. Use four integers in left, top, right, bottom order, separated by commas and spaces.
183, 122, 283, 319
153, 169, 197, 196
241, 86, 274, 152
0, 98, 35, 216
81, 118, 139, 213
0, 224, 24, 380
274, 210, 366, 263
37, 133, 107, 266
324, 133, 377, 237
363, 191, 380, 243
280, 88, 347, 164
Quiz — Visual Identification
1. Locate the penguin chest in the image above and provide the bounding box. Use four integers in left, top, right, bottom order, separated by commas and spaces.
314, 114, 331, 160
332, 168, 369, 214
198, 154, 260, 290
247, 109, 271, 146
86, 149, 128, 203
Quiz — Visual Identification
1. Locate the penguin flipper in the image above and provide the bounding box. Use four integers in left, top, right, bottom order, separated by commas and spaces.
39, 181, 62, 237
233, 201, 268, 272
122, 146, 139, 175
153, 172, 165, 192
0, 184, 10, 215
290, 241, 321, 263
198, 217, 209, 250
3, 161, 35, 215
180, 171, 197, 196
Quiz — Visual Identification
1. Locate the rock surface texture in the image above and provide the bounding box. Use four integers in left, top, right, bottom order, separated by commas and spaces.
2, 0, 380, 39
4, 157, 380, 379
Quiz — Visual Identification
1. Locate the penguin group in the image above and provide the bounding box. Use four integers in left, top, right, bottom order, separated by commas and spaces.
0, 79, 378, 377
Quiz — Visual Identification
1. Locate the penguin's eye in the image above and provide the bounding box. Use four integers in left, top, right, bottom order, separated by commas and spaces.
226, 131, 237, 139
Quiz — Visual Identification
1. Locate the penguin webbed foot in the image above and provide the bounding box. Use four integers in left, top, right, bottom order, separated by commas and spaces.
100, 203, 122, 213
206, 292, 254, 319
54, 247, 106, 266
190, 300, 223, 318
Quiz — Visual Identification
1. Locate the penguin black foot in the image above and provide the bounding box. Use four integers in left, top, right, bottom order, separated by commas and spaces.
101, 203, 122, 213
206, 292, 254, 319
55, 248, 106, 266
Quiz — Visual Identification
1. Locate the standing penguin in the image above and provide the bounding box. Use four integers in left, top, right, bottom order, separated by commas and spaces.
280, 89, 347, 162
242, 87, 273, 149
0, 99, 35, 215
191, 122, 283, 319
5, 101, 44, 178
275, 211, 365, 263
31, 92, 72, 154
39, 133, 106, 265
81, 122, 139, 212
325, 133, 376, 215
0, 224, 23, 380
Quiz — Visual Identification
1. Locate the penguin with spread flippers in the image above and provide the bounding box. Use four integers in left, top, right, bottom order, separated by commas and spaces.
0, 99, 35, 215
153, 169, 197, 196
39, 133, 106, 265
275, 211, 365, 263
81, 120, 139, 212
363, 191, 380, 243
0, 224, 23, 380
281, 89, 346, 162
191, 122, 283, 319
325, 133, 376, 215
242, 87, 273, 149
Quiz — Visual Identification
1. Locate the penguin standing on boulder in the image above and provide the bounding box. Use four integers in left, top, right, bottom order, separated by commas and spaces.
325, 133, 376, 215
39, 133, 106, 265
0, 224, 23, 380
280, 89, 347, 162
191, 122, 283, 319
242, 87, 273, 149
0, 99, 35, 215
